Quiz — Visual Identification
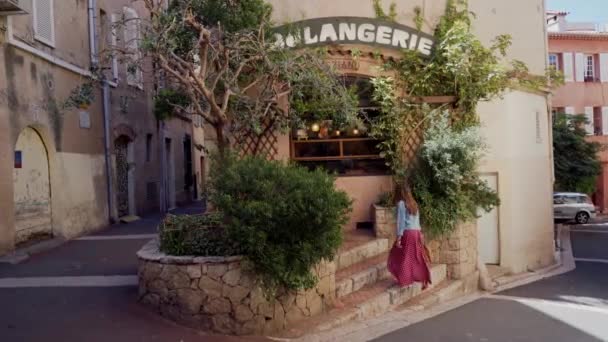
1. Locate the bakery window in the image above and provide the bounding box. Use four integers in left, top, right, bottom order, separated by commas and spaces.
290, 76, 389, 176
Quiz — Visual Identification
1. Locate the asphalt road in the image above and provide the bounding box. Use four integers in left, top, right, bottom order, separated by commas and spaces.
0, 203, 268, 342
375, 223, 608, 342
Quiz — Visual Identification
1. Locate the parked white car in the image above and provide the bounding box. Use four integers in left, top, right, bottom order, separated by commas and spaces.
553, 192, 597, 224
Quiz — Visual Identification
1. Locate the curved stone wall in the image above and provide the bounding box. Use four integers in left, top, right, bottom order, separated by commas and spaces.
137, 240, 336, 335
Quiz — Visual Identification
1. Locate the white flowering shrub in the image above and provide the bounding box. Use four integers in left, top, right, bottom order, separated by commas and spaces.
421, 111, 486, 193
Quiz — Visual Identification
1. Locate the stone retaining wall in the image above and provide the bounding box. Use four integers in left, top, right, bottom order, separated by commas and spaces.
427, 222, 478, 280
137, 240, 336, 335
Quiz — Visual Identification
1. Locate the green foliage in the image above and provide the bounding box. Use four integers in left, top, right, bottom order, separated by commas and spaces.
411, 112, 499, 237
62, 82, 95, 109
372, 0, 398, 21
159, 0, 272, 57
376, 191, 394, 207
159, 213, 243, 256
208, 153, 352, 293
553, 113, 602, 194
153, 88, 192, 121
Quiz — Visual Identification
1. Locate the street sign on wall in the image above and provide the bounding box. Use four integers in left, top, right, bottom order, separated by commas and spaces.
14, 150, 22, 168
273, 17, 436, 56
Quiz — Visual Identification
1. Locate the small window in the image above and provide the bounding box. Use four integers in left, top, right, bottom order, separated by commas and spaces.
146, 134, 153, 162
33, 0, 56, 47
585, 55, 595, 81
549, 54, 559, 70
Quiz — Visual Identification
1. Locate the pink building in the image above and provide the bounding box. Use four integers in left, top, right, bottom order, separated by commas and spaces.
548, 11, 608, 212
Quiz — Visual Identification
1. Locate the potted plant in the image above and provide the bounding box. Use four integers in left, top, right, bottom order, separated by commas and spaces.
372, 190, 397, 240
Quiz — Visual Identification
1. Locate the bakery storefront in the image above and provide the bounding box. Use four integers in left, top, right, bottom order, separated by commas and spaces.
267, 0, 557, 276
272, 16, 440, 230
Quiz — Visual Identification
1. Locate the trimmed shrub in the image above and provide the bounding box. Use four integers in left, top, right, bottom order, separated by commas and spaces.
208, 154, 352, 292
158, 213, 242, 257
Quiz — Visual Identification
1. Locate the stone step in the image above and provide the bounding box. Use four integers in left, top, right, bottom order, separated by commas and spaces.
335, 252, 389, 299
274, 264, 448, 339
336, 237, 389, 271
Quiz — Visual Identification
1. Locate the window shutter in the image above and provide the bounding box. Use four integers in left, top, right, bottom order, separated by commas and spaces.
585, 107, 594, 135
123, 7, 142, 87
111, 14, 120, 82
34, 0, 55, 47
575, 53, 586, 82
563, 52, 574, 82
603, 107, 608, 135
565, 106, 575, 115
600, 54, 608, 83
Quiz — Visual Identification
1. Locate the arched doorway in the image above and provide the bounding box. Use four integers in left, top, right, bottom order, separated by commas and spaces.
13, 127, 52, 245
114, 135, 135, 218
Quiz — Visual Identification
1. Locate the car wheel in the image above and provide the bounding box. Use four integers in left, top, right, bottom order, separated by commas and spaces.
575, 212, 590, 224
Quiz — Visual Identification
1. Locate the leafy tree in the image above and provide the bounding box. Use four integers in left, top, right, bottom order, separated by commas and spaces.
553, 113, 602, 194
116, 0, 358, 156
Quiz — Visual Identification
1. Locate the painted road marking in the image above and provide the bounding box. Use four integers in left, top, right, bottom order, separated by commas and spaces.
574, 258, 608, 264
570, 229, 608, 234
0, 275, 138, 288
76, 234, 157, 241
489, 295, 608, 314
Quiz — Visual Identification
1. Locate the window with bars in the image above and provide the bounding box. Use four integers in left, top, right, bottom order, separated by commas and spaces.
585, 55, 595, 81
290, 77, 389, 176
33, 0, 55, 47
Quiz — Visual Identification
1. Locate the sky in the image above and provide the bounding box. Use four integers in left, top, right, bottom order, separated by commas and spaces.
547, 0, 608, 23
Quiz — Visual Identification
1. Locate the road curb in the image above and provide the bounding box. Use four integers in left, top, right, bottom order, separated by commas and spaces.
0, 237, 66, 265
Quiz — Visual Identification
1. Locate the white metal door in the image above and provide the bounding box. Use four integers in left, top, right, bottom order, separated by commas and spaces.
477, 174, 500, 265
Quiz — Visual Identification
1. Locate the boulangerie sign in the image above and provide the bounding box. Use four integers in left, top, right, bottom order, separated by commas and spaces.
273, 17, 436, 56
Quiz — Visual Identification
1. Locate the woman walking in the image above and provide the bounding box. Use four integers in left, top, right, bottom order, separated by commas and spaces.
387, 185, 432, 289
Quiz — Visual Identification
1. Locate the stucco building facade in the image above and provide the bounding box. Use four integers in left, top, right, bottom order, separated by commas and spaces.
0, 0, 201, 255
262, 0, 556, 275
547, 11, 608, 213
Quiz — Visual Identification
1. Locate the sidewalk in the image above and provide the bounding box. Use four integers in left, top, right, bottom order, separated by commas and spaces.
0, 202, 268, 342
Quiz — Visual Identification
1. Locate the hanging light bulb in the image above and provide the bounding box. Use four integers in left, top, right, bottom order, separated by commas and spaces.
353, 128, 360, 135
311, 123, 320, 132
335, 130, 341, 137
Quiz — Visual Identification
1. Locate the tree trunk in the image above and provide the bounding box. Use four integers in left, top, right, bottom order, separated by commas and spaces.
215, 123, 230, 157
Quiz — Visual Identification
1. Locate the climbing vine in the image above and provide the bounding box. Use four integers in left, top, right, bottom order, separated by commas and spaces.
370, 0, 562, 237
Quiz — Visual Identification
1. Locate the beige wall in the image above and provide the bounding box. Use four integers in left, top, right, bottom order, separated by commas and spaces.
1, 4, 108, 254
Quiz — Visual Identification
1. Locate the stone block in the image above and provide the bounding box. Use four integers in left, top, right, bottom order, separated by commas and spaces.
285, 306, 306, 324
203, 297, 232, 314
356, 292, 391, 319
257, 301, 274, 318
198, 276, 222, 298
235, 304, 254, 322
223, 285, 250, 306
141, 293, 161, 308
148, 279, 168, 298
211, 314, 236, 334
159, 265, 179, 282
352, 267, 378, 292
222, 269, 241, 286
241, 315, 265, 335
207, 264, 228, 280
307, 292, 323, 316
249, 287, 266, 313
171, 271, 191, 289
176, 289, 205, 314
186, 265, 202, 279
238, 271, 255, 288
295, 293, 307, 309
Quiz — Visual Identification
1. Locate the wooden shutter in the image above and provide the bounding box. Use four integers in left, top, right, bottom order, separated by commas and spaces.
600, 54, 608, 83
123, 7, 141, 87
585, 107, 594, 135
34, 0, 55, 47
563, 52, 574, 82
602, 107, 608, 135
111, 13, 120, 82
575, 53, 586, 82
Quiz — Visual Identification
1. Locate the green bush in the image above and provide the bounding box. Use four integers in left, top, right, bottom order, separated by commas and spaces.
158, 213, 242, 256
208, 154, 352, 292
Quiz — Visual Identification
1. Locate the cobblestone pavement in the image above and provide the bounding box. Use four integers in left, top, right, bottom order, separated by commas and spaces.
374, 224, 608, 342
0, 203, 270, 342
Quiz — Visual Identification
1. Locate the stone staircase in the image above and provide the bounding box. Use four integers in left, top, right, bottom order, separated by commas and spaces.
276, 230, 450, 338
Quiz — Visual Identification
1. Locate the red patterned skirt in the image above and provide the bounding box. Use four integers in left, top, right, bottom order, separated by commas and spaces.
387, 230, 432, 289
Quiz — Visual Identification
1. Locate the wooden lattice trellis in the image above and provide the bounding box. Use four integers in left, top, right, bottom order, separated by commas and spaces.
235, 130, 279, 160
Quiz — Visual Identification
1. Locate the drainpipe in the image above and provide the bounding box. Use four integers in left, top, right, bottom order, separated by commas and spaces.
88, 0, 116, 223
